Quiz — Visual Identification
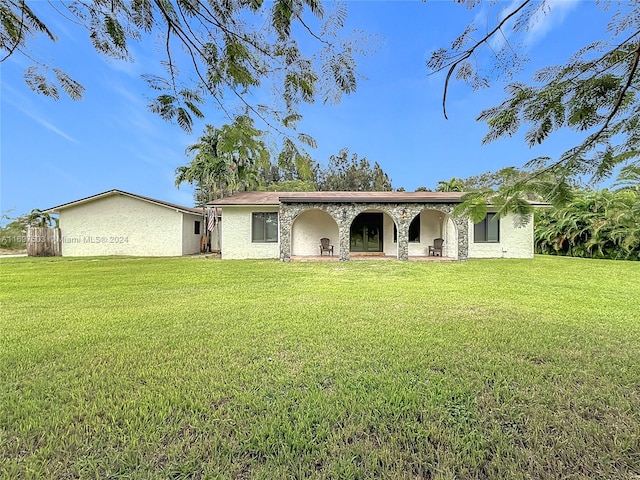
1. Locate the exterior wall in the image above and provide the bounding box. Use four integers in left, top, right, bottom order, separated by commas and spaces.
467, 213, 534, 259
210, 221, 222, 252
382, 214, 397, 257
182, 213, 204, 255
291, 209, 339, 256
444, 217, 459, 259
221, 206, 280, 259
59, 194, 184, 256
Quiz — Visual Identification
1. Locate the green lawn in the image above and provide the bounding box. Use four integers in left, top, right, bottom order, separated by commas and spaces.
1, 256, 639, 479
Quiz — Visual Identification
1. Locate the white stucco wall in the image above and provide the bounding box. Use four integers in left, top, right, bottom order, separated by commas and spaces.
59, 194, 194, 256
410, 210, 441, 256
382, 214, 397, 256
443, 217, 459, 259
467, 213, 534, 259
182, 213, 205, 255
210, 222, 221, 252
220, 206, 280, 259
291, 209, 339, 256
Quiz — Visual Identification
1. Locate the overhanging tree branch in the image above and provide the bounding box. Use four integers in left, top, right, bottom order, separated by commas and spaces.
436, 0, 532, 119
524, 39, 640, 182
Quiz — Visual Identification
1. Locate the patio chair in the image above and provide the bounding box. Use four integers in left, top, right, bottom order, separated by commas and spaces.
429, 238, 444, 256
319, 237, 334, 256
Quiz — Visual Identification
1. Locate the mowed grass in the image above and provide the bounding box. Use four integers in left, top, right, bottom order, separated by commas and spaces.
1, 256, 639, 479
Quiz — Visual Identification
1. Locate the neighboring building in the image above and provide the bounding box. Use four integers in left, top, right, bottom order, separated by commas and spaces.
209, 191, 539, 261
45, 190, 206, 257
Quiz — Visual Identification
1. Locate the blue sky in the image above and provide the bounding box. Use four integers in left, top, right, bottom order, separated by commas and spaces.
1, 0, 611, 216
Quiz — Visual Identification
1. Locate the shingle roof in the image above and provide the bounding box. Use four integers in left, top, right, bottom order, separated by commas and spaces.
208, 191, 467, 206
44, 189, 203, 215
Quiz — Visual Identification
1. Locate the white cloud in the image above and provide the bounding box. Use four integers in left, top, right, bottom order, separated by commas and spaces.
2, 84, 79, 143
28, 115, 78, 143
473, 0, 579, 52
525, 0, 581, 45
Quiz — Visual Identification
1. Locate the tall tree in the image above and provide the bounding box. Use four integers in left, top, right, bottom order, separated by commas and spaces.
177, 125, 230, 205
435, 177, 465, 192
318, 148, 392, 191
176, 115, 270, 204
1, 0, 371, 141
429, 1, 640, 215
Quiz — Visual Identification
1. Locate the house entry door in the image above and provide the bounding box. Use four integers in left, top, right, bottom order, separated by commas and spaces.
350, 212, 383, 252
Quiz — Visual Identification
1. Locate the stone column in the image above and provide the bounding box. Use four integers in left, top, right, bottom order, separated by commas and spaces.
338, 224, 350, 261
334, 206, 350, 261
279, 204, 292, 261
456, 216, 469, 260
396, 217, 410, 260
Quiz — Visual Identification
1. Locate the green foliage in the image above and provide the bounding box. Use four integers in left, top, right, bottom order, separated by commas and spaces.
178, 119, 324, 201
318, 148, 393, 191
2, 0, 371, 140
273, 137, 318, 183
260, 179, 317, 192
535, 186, 640, 260
1, 256, 640, 478
435, 177, 465, 192
462, 166, 531, 191
0, 0, 55, 58
430, 1, 640, 209
450, 166, 585, 228
148, 90, 205, 134
0, 211, 27, 250
177, 116, 270, 204
25, 208, 54, 228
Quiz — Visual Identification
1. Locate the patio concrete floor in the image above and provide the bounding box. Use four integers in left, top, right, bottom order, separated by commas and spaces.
290, 254, 456, 262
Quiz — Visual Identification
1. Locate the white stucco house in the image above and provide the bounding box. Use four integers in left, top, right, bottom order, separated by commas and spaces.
45, 190, 206, 257
209, 191, 539, 261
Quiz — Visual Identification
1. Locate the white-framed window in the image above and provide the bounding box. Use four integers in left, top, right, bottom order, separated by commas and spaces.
252, 212, 278, 242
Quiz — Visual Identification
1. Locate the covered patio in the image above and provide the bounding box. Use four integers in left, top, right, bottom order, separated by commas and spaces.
279, 192, 468, 261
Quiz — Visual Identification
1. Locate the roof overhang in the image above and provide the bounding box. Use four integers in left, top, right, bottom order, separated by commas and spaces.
279, 195, 464, 203
207, 191, 550, 209
208, 191, 467, 207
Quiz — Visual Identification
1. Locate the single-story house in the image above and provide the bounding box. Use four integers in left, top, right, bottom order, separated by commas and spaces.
209, 191, 539, 261
45, 189, 208, 257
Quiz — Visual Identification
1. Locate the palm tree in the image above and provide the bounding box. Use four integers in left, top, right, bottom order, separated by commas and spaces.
436, 177, 465, 192
178, 125, 231, 204
26, 209, 52, 228
177, 117, 270, 204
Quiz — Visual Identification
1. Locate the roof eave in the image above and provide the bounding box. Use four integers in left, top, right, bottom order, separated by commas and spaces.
280, 196, 464, 203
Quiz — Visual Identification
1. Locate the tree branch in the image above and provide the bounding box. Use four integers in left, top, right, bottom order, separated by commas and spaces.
438, 0, 532, 119
1, 0, 27, 63
522, 40, 640, 184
